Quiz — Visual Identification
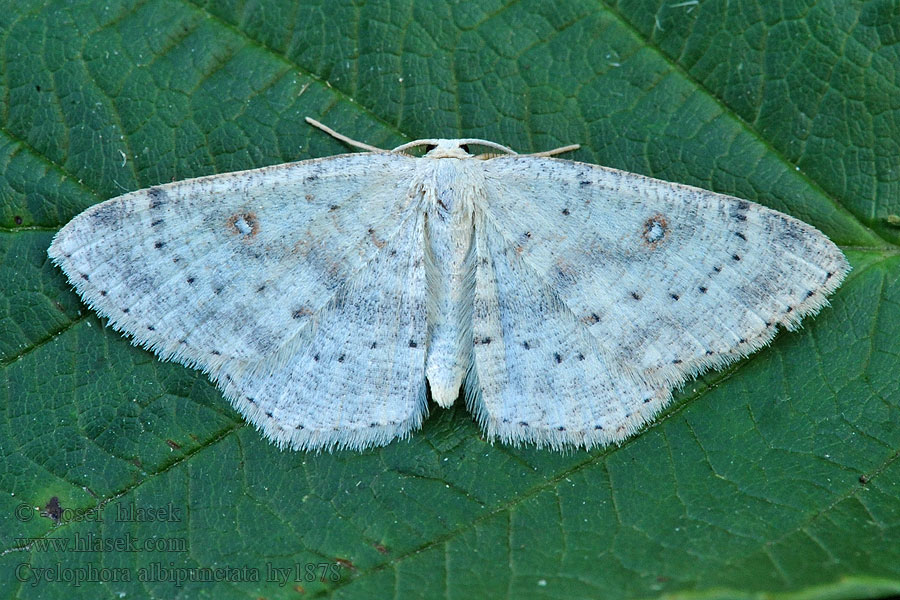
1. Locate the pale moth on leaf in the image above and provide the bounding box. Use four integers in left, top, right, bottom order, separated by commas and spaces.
49, 118, 849, 451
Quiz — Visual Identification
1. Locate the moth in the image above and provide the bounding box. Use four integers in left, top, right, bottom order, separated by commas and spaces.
48, 118, 849, 451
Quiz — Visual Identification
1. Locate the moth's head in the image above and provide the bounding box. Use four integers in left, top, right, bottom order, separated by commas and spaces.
423, 140, 472, 159
391, 138, 518, 159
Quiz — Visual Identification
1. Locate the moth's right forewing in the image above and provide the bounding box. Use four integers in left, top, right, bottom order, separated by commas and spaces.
477, 156, 849, 392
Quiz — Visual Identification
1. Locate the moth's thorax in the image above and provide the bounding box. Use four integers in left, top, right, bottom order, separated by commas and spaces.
415, 158, 484, 224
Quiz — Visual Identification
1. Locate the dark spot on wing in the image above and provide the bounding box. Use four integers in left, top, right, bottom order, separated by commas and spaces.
186, 276, 195, 284
554, 352, 562, 363
732, 254, 741, 261
642, 214, 668, 248
122, 307, 130, 313
81, 273, 90, 281
151, 219, 163, 227
582, 313, 600, 325
89, 202, 125, 225
475, 336, 492, 345
212, 350, 221, 355
329, 205, 339, 211
577, 353, 585, 361
408, 340, 417, 348
368, 227, 386, 248
371, 342, 377, 349
227, 212, 260, 239
100, 290, 108, 296
147, 325, 155, 331
561, 208, 570, 215
148, 187, 167, 209
699, 286, 708, 293
713, 265, 722, 273
554, 260, 577, 287
735, 232, 747, 240
313, 353, 320, 361
523, 341, 531, 349
670, 293, 680, 301
731, 200, 750, 222
631, 291, 642, 300
672, 359, 682, 364
256, 284, 266, 293
338, 354, 345, 362
436, 192, 450, 212
154, 241, 165, 249
579, 180, 591, 186
292, 307, 312, 319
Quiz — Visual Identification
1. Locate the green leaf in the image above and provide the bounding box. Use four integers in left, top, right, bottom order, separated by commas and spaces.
2, 1, 899, 598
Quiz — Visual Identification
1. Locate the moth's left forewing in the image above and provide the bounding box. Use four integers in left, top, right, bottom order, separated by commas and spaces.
49, 152, 429, 451
48, 153, 419, 372
476, 156, 849, 393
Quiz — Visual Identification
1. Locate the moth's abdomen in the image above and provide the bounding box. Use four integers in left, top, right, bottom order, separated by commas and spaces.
421, 162, 479, 407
